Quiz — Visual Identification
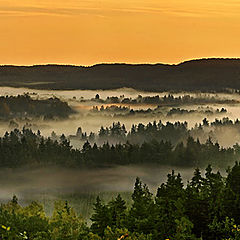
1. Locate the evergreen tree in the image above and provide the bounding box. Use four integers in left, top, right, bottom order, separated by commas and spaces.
90, 197, 110, 237
108, 194, 127, 229
128, 178, 154, 234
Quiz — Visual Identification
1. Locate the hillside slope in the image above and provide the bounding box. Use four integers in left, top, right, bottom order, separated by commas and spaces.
0, 58, 240, 91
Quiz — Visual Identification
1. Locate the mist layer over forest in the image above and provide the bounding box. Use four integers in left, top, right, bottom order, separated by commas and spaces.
0, 87, 240, 146
1, 86, 240, 224
0, 165, 194, 209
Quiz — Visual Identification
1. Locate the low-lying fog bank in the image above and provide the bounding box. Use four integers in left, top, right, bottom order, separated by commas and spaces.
0, 164, 226, 220
2, 86, 239, 101
0, 87, 240, 147
0, 165, 198, 202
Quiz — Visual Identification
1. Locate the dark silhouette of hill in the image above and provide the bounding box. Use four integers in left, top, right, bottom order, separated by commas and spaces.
1, 58, 240, 91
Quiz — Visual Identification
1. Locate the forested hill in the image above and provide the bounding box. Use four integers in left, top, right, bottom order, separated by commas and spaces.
1, 58, 240, 91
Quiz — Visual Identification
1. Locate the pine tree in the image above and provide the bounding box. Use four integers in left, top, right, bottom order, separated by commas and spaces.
90, 197, 110, 237
108, 194, 127, 229
128, 178, 154, 234
155, 171, 185, 239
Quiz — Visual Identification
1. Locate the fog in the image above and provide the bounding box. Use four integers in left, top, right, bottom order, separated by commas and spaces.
0, 86, 239, 219
1, 165, 211, 220
1, 87, 240, 147
1, 86, 239, 102
0, 165, 198, 203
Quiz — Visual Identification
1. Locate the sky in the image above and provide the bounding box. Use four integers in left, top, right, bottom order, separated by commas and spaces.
0, 0, 240, 66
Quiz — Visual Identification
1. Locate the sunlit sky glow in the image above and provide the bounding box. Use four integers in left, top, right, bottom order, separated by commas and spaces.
1, 0, 240, 65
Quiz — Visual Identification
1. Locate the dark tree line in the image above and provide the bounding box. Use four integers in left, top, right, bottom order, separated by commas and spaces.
89, 105, 226, 119
73, 120, 188, 146
0, 127, 239, 168
70, 118, 240, 147
88, 93, 238, 106
0, 94, 75, 120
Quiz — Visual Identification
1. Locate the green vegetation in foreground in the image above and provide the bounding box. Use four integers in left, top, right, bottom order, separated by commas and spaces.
21, 192, 132, 222
2, 163, 240, 239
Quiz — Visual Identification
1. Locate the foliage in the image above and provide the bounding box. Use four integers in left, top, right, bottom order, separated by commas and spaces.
2, 164, 240, 239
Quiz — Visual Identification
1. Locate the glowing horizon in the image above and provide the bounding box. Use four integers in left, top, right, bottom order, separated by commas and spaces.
1, 0, 240, 65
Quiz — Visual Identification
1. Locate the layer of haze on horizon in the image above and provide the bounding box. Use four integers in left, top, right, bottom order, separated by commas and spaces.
0, 0, 240, 66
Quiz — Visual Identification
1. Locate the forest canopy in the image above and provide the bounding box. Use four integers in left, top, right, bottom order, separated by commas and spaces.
0, 124, 239, 169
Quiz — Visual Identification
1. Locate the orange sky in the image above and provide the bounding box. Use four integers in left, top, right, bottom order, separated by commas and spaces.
0, 0, 240, 65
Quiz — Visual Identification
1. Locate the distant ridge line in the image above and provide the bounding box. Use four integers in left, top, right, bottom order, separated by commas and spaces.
0, 58, 240, 92
1, 58, 240, 68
